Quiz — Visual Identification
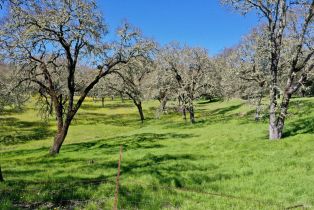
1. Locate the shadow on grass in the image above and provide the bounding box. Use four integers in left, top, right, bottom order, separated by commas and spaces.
0, 117, 53, 145
1, 131, 198, 209
81, 101, 134, 110
113, 151, 244, 209
273, 99, 314, 138
206, 104, 243, 116
283, 117, 314, 137
0, 176, 113, 209
162, 103, 246, 129
1, 132, 196, 167
197, 98, 221, 104
64, 132, 196, 154
73, 111, 155, 127
0, 127, 261, 209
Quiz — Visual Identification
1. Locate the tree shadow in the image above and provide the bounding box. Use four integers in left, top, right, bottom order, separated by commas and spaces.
162, 103, 246, 130
0, 117, 53, 145
0, 176, 113, 209
112, 152, 246, 209
207, 104, 243, 116
276, 99, 314, 138
1, 131, 198, 209
197, 98, 220, 104
81, 101, 134, 110
64, 132, 196, 154
73, 111, 153, 127
283, 117, 314, 138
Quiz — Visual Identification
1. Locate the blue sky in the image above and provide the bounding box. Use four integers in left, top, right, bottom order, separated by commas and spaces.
97, 0, 259, 55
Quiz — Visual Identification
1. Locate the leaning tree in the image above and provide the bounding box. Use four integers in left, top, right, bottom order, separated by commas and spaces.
0, 0, 153, 154
222, 0, 314, 139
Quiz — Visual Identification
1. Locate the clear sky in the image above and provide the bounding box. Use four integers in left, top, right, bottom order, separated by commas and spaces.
97, 0, 259, 55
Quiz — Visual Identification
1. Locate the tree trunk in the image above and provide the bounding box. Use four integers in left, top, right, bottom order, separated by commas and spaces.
179, 95, 187, 121
0, 165, 4, 182
269, 88, 280, 140
255, 84, 264, 121
182, 106, 187, 121
276, 93, 291, 138
101, 97, 105, 107
160, 97, 167, 112
269, 50, 280, 140
50, 120, 71, 155
49, 98, 53, 115
255, 98, 262, 121
269, 84, 292, 140
301, 89, 306, 97
188, 106, 195, 124
135, 102, 145, 123
49, 98, 72, 155
120, 93, 124, 103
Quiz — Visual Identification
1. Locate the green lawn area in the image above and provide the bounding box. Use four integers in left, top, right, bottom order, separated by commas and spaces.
1, 97, 314, 209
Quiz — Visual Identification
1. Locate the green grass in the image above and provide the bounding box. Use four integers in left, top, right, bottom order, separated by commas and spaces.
1, 97, 314, 209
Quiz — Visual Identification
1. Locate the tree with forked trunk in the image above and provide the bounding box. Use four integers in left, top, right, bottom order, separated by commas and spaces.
0, 0, 153, 154
104, 32, 156, 123
222, 0, 314, 139
157, 43, 214, 123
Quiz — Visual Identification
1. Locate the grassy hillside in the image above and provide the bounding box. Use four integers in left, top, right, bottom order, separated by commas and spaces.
1, 97, 314, 209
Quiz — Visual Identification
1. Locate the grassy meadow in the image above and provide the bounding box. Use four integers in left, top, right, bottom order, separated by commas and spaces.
1, 97, 314, 209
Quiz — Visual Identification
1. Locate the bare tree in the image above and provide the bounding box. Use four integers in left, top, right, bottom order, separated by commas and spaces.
222, 0, 314, 139
237, 26, 270, 121
105, 31, 156, 123
0, 1, 152, 154
158, 43, 213, 123
150, 57, 177, 114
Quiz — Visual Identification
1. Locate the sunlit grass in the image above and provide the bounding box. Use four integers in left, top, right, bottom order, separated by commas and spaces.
1, 97, 314, 209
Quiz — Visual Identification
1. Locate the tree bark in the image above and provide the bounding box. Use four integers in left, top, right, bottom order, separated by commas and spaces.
269, 46, 280, 140
50, 119, 71, 155
135, 101, 145, 123
276, 93, 291, 138
269, 81, 280, 140
0, 165, 4, 182
49, 97, 72, 155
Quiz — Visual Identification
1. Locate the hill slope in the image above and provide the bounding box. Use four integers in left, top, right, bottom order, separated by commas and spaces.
1, 98, 314, 209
